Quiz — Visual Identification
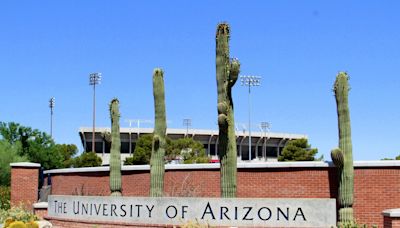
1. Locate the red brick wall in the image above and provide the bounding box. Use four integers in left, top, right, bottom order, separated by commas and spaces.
44, 165, 400, 227
384, 217, 400, 228
13, 164, 390, 227
354, 169, 400, 226
10, 165, 39, 208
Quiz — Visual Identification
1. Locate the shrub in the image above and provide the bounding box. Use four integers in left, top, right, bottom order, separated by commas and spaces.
0, 204, 39, 225
4, 220, 39, 228
0, 186, 10, 210
73, 151, 102, 167
0, 140, 28, 186
8, 221, 26, 228
175, 219, 212, 228
278, 138, 318, 161
337, 221, 378, 228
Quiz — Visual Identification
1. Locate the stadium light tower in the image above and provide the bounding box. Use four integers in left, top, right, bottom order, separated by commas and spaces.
183, 118, 192, 137
49, 97, 55, 137
240, 75, 262, 161
89, 72, 102, 152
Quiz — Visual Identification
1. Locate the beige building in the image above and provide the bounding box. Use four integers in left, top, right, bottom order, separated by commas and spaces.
79, 127, 307, 165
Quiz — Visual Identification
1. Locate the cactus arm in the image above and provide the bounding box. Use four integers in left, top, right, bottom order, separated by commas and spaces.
331, 148, 344, 169
216, 23, 240, 198
109, 98, 122, 196
331, 72, 354, 223
150, 68, 167, 197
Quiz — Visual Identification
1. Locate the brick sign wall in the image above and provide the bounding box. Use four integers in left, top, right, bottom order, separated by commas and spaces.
11, 161, 400, 227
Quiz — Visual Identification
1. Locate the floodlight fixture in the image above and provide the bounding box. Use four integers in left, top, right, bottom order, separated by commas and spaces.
240, 75, 262, 161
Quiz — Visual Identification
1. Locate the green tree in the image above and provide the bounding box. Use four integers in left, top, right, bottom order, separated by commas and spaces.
0, 122, 43, 156
124, 134, 153, 165
54, 144, 78, 168
169, 138, 210, 164
0, 122, 78, 170
278, 138, 318, 161
0, 140, 28, 186
396, 155, 400, 160
124, 135, 210, 165
73, 151, 102, 167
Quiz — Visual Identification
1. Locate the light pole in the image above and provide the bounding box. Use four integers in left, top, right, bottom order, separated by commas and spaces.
89, 72, 101, 153
240, 75, 261, 161
183, 118, 192, 137
125, 119, 153, 138
260, 122, 270, 134
49, 97, 55, 137
260, 121, 270, 159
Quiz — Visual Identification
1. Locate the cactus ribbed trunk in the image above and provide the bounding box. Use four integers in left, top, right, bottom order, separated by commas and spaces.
150, 68, 167, 197
216, 23, 240, 198
331, 72, 354, 223
109, 98, 122, 196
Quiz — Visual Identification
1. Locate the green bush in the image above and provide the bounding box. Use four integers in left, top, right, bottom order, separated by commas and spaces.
0, 140, 28, 186
73, 151, 102, 167
0, 204, 39, 225
278, 138, 318, 161
0, 186, 10, 210
336, 221, 378, 228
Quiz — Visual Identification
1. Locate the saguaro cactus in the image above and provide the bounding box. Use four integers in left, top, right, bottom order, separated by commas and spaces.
150, 68, 167, 197
109, 98, 122, 196
216, 23, 240, 198
331, 72, 354, 223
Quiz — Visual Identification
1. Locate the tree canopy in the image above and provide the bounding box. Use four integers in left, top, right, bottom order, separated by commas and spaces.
0, 121, 78, 170
278, 138, 319, 161
0, 140, 28, 186
169, 138, 210, 164
73, 151, 102, 167
124, 134, 210, 165
124, 134, 153, 165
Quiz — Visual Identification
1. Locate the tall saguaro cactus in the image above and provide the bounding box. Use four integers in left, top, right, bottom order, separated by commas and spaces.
150, 68, 167, 197
109, 98, 122, 196
331, 72, 354, 223
216, 23, 240, 198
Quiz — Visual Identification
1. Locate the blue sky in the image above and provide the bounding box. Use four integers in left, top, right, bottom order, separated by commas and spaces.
0, 1, 399, 160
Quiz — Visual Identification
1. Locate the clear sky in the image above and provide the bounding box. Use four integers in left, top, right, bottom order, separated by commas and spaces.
0, 1, 399, 161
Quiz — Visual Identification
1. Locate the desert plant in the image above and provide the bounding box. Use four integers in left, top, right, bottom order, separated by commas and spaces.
336, 221, 377, 228
150, 68, 167, 197
176, 219, 213, 228
109, 98, 122, 196
0, 186, 10, 210
8, 221, 27, 228
331, 72, 354, 223
24, 221, 39, 228
215, 22, 240, 198
71, 184, 105, 196
165, 173, 206, 197
0, 204, 39, 225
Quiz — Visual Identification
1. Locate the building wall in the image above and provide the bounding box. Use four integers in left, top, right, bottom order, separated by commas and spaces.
41, 162, 400, 227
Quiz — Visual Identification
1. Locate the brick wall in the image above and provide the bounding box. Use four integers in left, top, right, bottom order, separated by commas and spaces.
354, 169, 400, 226
10, 161, 399, 227
383, 209, 400, 228
10, 162, 40, 208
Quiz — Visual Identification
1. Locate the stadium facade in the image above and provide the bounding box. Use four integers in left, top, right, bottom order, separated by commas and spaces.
79, 127, 307, 165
